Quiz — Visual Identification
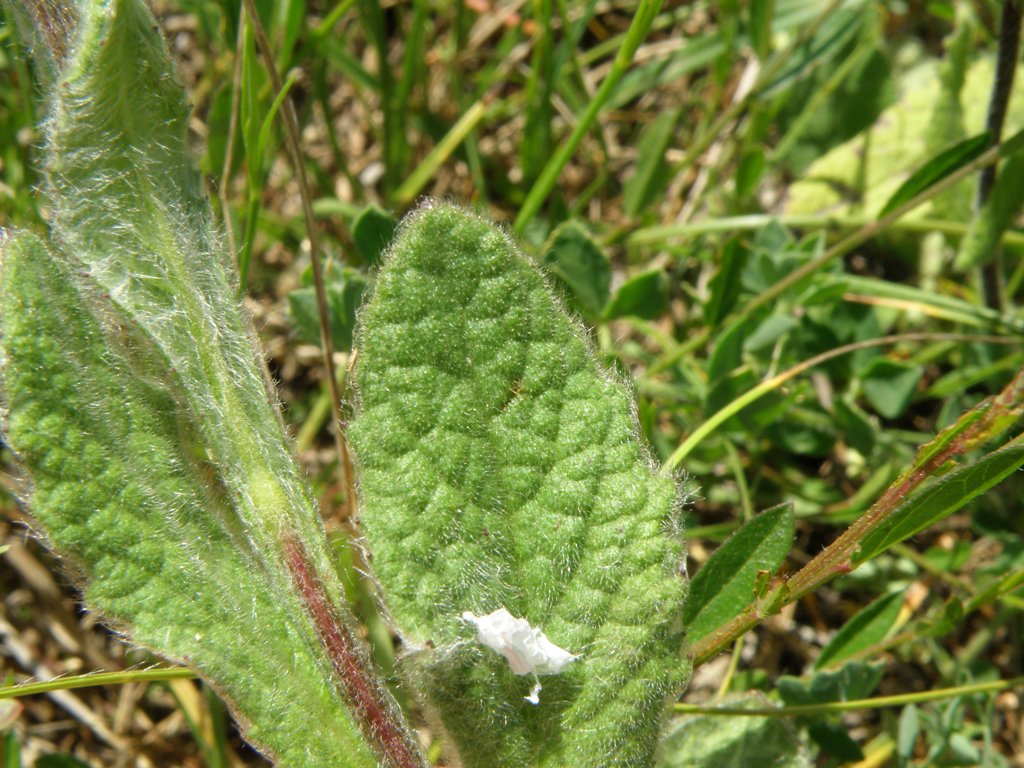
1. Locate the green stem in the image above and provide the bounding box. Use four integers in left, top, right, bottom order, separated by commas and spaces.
663, 332, 1020, 473
675, 675, 1024, 717
1, 668, 195, 700
689, 368, 1024, 665
626, 214, 1024, 250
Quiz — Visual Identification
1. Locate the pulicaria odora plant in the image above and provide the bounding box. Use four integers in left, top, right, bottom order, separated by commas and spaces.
0, 1, 689, 767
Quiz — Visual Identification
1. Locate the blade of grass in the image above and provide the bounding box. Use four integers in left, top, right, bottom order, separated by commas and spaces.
0, 668, 196, 700
239, 68, 299, 289
359, 0, 397, 193
312, 0, 358, 40
520, 0, 554, 186
392, 98, 491, 205
669, 0, 841, 189
769, 33, 876, 164
513, 0, 665, 232
626, 212, 1024, 248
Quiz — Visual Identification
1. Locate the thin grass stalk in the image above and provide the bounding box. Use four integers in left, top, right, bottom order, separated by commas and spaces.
240, 0, 356, 518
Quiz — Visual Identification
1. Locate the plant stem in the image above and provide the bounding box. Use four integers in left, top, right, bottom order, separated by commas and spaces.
627, 213, 1024, 250
283, 537, 424, 768
674, 675, 1024, 717
240, 0, 356, 519
663, 332, 1020, 472
978, 0, 1022, 311
0, 668, 195, 700
24, 0, 77, 66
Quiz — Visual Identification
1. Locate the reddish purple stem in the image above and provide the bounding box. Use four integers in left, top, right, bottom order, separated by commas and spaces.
283, 537, 423, 768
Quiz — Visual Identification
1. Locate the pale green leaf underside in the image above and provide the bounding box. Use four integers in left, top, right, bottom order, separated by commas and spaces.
1, 0, 421, 764
655, 695, 810, 768
0, 234, 375, 767
350, 204, 689, 767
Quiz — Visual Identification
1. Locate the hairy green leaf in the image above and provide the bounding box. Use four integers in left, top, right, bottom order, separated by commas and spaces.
350, 203, 689, 767
0, 235, 395, 767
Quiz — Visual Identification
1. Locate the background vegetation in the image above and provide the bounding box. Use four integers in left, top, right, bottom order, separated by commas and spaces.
2, 0, 1024, 765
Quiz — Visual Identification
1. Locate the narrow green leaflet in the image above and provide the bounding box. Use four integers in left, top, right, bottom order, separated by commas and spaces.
350, 203, 689, 768
855, 441, 1024, 565
0, 1, 422, 765
897, 704, 920, 760
814, 590, 904, 670
877, 132, 991, 217
683, 504, 793, 645
623, 109, 681, 218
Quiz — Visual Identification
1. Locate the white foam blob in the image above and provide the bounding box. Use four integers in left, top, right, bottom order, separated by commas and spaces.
461, 607, 578, 704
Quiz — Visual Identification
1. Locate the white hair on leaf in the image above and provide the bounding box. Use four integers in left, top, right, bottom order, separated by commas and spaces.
461, 608, 577, 704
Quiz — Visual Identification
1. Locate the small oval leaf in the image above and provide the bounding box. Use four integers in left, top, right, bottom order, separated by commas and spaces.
684, 503, 794, 644
815, 590, 904, 670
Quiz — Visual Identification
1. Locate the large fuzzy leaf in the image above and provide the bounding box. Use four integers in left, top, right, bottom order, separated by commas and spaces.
350, 203, 690, 767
